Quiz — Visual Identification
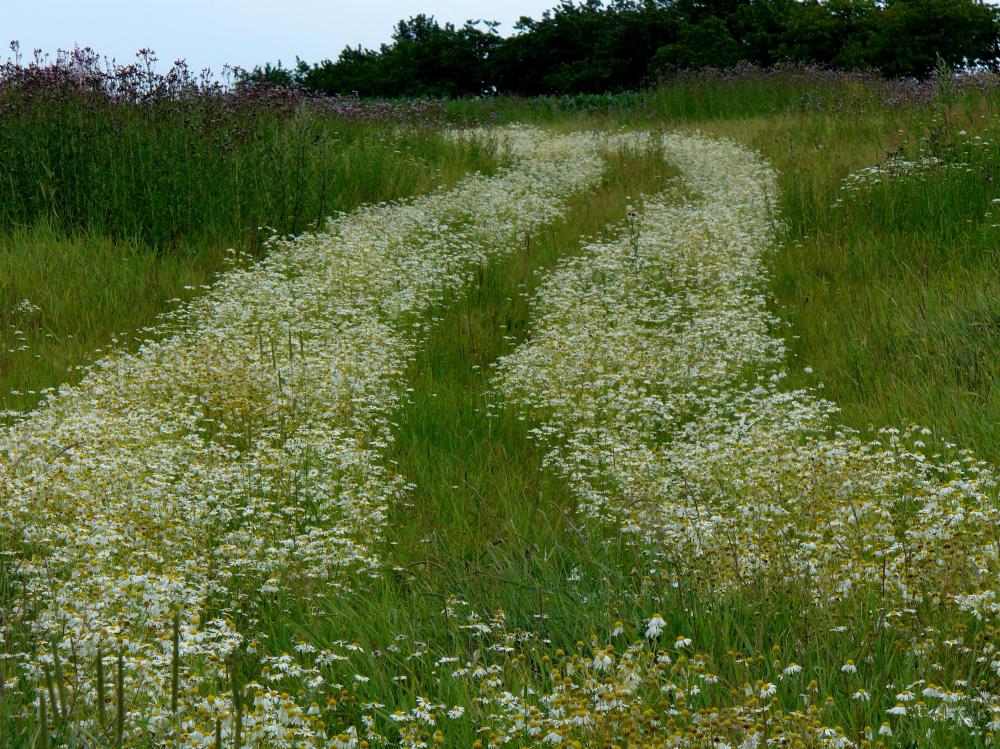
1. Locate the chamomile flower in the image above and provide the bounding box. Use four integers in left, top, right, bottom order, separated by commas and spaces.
645, 614, 666, 639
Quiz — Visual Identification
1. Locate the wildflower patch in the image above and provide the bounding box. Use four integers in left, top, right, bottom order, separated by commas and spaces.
498, 132, 1000, 744
0, 127, 611, 746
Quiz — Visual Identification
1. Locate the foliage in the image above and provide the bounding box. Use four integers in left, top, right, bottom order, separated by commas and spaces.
290, 15, 502, 98
244, 0, 1000, 97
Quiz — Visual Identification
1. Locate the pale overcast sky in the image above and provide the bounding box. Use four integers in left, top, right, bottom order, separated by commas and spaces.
5, 1, 558, 73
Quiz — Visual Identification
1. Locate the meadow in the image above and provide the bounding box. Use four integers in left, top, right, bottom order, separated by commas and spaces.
0, 49, 498, 416
0, 54, 999, 748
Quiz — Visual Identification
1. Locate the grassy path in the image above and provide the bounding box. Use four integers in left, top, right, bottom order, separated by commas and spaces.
265, 142, 681, 720
389, 145, 679, 569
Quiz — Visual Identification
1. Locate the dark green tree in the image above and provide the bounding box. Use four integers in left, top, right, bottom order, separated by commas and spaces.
650, 16, 743, 70
246, 0, 1000, 98
873, 0, 999, 76
492, 1, 678, 94
779, 0, 878, 69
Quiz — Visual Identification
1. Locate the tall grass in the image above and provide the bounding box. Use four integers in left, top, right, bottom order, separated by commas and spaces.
0, 102, 485, 248
489, 64, 1000, 460
687, 80, 1000, 459
0, 222, 225, 415
0, 49, 500, 414
769, 115, 1000, 458
448, 64, 1000, 126
0, 48, 483, 247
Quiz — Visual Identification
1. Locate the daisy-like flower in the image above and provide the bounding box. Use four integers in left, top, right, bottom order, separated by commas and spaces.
332, 727, 358, 749
781, 663, 802, 679
645, 614, 666, 639
592, 650, 613, 671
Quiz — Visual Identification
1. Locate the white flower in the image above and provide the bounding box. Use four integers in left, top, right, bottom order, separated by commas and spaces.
645, 614, 666, 639
333, 727, 358, 748
592, 650, 613, 671
841, 660, 858, 673
781, 663, 802, 679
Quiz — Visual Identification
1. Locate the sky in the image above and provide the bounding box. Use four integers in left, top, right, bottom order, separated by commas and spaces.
5, 1, 557, 74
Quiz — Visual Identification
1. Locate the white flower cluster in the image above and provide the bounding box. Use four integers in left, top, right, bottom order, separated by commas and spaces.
499, 131, 1000, 737
0, 126, 613, 745
831, 153, 973, 207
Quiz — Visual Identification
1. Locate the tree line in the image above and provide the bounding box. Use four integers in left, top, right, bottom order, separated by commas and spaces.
244, 0, 1000, 97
